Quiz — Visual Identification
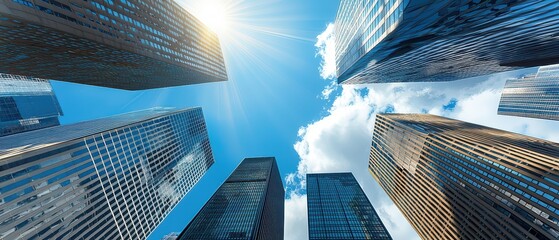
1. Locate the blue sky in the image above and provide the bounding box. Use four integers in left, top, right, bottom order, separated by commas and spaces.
51, 0, 340, 239
49, 0, 559, 239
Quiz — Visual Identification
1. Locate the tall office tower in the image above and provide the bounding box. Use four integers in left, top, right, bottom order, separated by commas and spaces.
335, 0, 559, 84
0, 0, 227, 90
161, 232, 179, 240
0, 73, 63, 136
307, 173, 392, 240
178, 157, 284, 240
498, 64, 559, 121
369, 114, 559, 239
0, 107, 214, 239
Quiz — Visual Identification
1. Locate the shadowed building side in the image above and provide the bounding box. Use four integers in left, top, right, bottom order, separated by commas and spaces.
307, 172, 392, 240
0, 0, 227, 90
369, 114, 559, 239
335, 0, 559, 84
178, 157, 284, 240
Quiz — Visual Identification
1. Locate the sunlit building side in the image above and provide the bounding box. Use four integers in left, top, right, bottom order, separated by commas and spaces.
0, 107, 214, 239
0, 73, 63, 136
161, 232, 179, 240
370, 114, 559, 239
498, 64, 559, 121
335, 0, 559, 84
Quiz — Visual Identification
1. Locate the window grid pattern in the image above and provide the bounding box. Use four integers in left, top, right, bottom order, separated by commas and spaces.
0, 73, 62, 136
182, 181, 266, 240
162, 232, 179, 240
307, 173, 392, 240
0, 107, 213, 240
1, 0, 227, 90
178, 157, 284, 240
0, 74, 54, 94
335, 0, 559, 85
335, 0, 404, 76
369, 114, 559, 240
498, 64, 559, 121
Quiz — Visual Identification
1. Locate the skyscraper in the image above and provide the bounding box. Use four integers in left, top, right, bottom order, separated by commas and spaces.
0, 0, 227, 90
335, 0, 559, 84
0, 73, 63, 136
161, 232, 179, 240
307, 173, 392, 240
498, 64, 559, 121
178, 157, 284, 240
0, 107, 214, 239
369, 114, 559, 239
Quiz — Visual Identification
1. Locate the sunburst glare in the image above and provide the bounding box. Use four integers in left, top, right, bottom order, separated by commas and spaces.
178, 0, 233, 35
175, 0, 314, 133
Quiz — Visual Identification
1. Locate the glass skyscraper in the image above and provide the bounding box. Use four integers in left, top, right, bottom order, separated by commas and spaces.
0, 107, 214, 239
178, 157, 284, 240
370, 114, 559, 239
307, 173, 392, 240
0, 73, 63, 136
498, 64, 559, 121
0, 0, 227, 90
335, 0, 559, 84
161, 232, 179, 240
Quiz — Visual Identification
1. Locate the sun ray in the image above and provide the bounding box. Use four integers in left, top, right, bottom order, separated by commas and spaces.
178, 0, 234, 35
174, 0, 318, 134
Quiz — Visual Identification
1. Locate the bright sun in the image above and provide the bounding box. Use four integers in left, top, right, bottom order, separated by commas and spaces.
187, 1, 230, 35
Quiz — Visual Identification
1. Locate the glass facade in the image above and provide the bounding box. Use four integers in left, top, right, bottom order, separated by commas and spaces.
307, 173, 392, 240
370, 114, 559, 239
498, 64, 559, 121
0, 73, 62, 136
335, 0, 559, 84
161, 232, 179, 240
336, 0, 404, 78
178, 157, 284, 240
0, 0, 227, 90
0, 107, 214, 239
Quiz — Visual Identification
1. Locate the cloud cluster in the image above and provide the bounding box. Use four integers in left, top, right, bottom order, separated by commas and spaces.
315, 23, 336, 80
314, 23, 338, 99
285, 23, 559, 239
284, 192, 308, 239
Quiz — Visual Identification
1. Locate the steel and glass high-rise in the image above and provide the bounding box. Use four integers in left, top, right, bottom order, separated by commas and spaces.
335, 0, 559, 84
498, 64, 559, 121
161, 232, 179, 240
369, 114, 559, 239
307, 173, 392, 240
0, 107, 214, 239
178, 157, 284, 240
0, 0, 227, 90
0, 73, 63, 136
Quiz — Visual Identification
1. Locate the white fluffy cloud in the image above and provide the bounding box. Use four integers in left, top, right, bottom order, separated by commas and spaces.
315, 23, 338, 99
284, 192, 308, 240
285, 23, 559, 240
450, 86, 559, 142
315, 23, 336, 80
